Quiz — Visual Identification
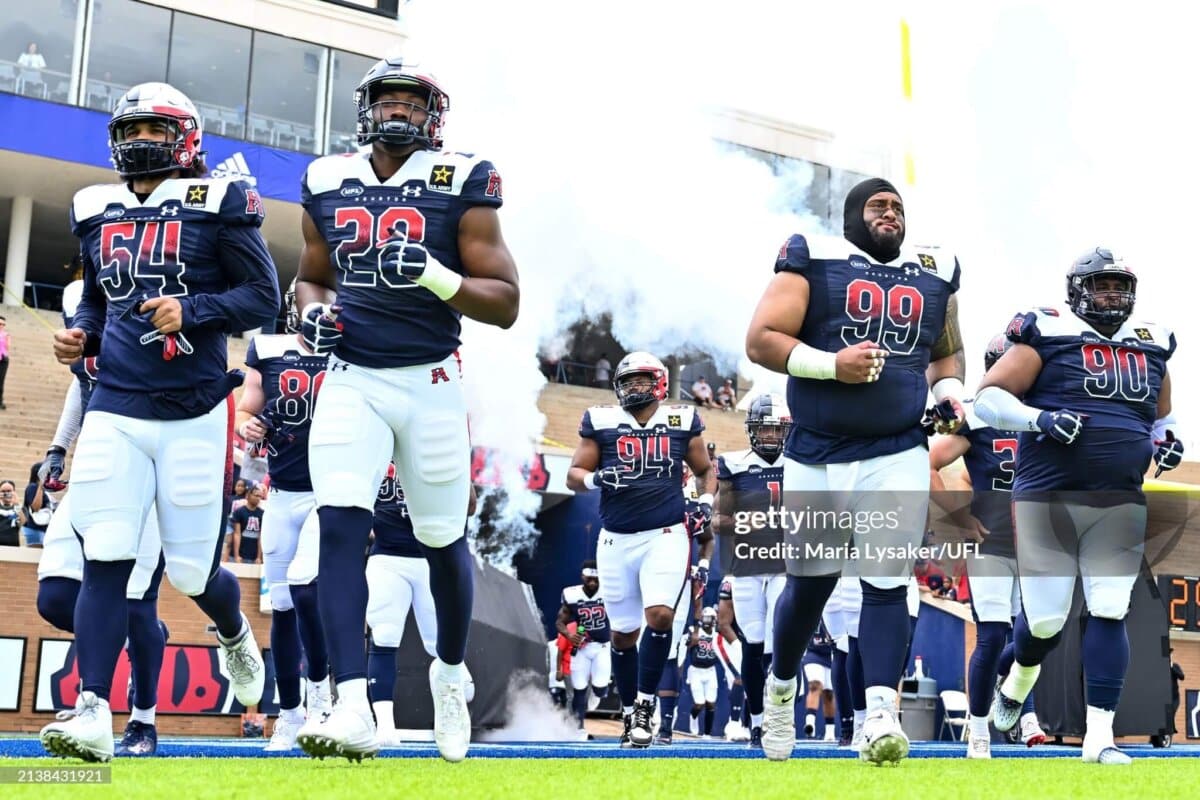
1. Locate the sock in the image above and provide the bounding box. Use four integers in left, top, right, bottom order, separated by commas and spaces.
751, 712, 763, 728
1012, 611, 1062, 668
418, 537, 474, 665
865, 685, 898, 714
572, 687, 589, 724
771, 576, 837, 681
126, 598, 165, 712
1021, 689, 1037, 716
290, 582, 329, 681
76, 558, 136, 701
853, 708, 866, 732
968, 714, 989, 739
270, 608, 304, 711
659, 693, 677, 734
805, 711, 816, 734
279, 705, 305, 724
612, 645, 638, 708
373, 700, 395, 734
847, 637, 866, 712
832, 648, 853, 737
192, 568, 244, 639
703, 707, 714, 735
316, 507, 374, 683
636, 625, 673, 697
367, 641, 398, 704
903, 614, 919, 672
858, 582, 910, 689
728, 682, 745, 726
1085, 705, 1116, 748
742, 641, 766, 715
968, 621, 1010, 717
37, 577, 80, 633
1082, 616, 1129, 711
130, 705, 156, 725
337, 677, 369, 710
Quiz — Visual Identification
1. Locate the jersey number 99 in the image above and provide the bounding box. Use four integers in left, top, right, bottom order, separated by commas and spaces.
841, 279, 925, 355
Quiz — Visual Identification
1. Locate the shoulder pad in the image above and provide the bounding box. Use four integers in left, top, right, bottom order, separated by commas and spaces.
900, 244, 960, 287
562, 585, 584, 604
249, 333, 307, 361
71, 183, 135, 231
586, 405, 630, 430
653, 405, 697, 430
717, 448, 756, 475
1116, 319, 1175, 351
303, 152, 375, 196
422, 151, 495, 198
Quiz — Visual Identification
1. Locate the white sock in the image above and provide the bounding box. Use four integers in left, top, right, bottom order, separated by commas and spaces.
437, 659, 465, 684
1001, 663, 1040, 702
805, 712, 816, 729
1084, 705, 1115, 748
130, 705, 156, 725
279, 705, 305, 724
336, 678, 369, 711
865, 685, 898, 713
853, 709, 866, 730
217, 616, 248, 646
635, 691, 656, 705
968, 714, 990, 739
622, 705, 634, 717
372, 701, 395, 733
751, 713, 764, 728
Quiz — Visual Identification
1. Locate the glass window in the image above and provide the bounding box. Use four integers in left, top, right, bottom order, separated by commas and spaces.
85, 0, 171, 112
248, 32, 326, 153
0, 2, 82, 103
166, 13, 251, 141
326, 50, 376, 154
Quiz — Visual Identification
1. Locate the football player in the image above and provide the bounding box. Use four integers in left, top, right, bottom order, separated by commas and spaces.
234, 282, 332, 751
567, 352, 716, 748
975, 248, 1180, 765
45, 82, 278, 762
715, 577, 753, 743
556, 560, 612, 728
293, 57, 519, 763
822, 577, 864, 746
801, 621, 837, 741
746, 177, 965, 764
713, 392, 790, 747
686, 607, 721, 738
929, 334, 1043, 758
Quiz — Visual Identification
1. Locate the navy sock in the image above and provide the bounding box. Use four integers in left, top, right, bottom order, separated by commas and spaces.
728, 682, 745, 725
703, 707, 714, 735
572, 687, 589, 724
191, 567, 243, 639
1083, 616, 1129, 711
37, 577, 80, 633
317, 506, 374, 682
612, 645, 638, 708
367, 641, 397, 704
636, 626, 673, 696
832, 648, 853, 733
418, 537, 474, 665
289, 582, 329, 681
742, 641, 766, 715
1012, 611, 1062, 668
76, 559, 136, 701
858, 581, 910, 689
657, 661, 679, 693
998, 639, 1016, 676
126, 598, 164, 710
968, 621, 1009, 716
660, 693, 677, 733
271, 608, 303, 710
771, 575, 837, 681
847, 637, 866, 711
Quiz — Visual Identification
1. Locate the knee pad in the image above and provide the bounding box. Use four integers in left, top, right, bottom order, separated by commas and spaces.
368, 621, 403, 649
1027, 615, 1067, 640
166, 560, 212, 597
37, 577, 80, 633
269, 582, 295, 612
161, 439, 221, 508
413, 522, 465, 549
79, 522, 141, 562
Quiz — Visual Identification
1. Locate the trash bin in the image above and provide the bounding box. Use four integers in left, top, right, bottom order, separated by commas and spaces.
899, 677, 939, 741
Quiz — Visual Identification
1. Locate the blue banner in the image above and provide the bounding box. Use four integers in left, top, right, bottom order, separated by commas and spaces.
0, 92, 317, 203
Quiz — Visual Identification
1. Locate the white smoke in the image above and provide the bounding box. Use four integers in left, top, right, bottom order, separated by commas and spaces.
475, 670, 586, 742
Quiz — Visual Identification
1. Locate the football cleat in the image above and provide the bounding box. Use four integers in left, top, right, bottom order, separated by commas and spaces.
653, 729, 673, 746
990, 685, 1025, 733
429, 659, 471, 763
1020, 713, 1047, 747
619, 714, 634, 749
306, 676, 333, 717
748, 726, 763, 749
115, 720, 157, 757
297, 706, 379, 762
860, 707, 909, 765
1083, 743, 1132, 766
217, 615, 265, 708
966, 732, 991, 759
629, 700, 656, 748
265, 714, 304, 752
40, 691, 114, 763
762, 675, 797, 761
804, 712, 816, 738
850, 724, 865, 752
724, 720, 750, 742
689, 714, 700, 736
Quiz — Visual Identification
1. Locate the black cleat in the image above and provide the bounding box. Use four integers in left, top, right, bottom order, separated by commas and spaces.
115, 721, 158, 757
619, 714, 634, 749
748, 726, 763, 749
629, 700, 655, 748
654, 730, 673, 746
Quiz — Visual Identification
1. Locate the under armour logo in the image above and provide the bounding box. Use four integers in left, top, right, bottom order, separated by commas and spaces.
603, 538, 613, 547
431, 367, 450, 384
161, 206, 179, 217
903, 266, 920, 276
330, 363, 349, 372
402, 186, 422, 198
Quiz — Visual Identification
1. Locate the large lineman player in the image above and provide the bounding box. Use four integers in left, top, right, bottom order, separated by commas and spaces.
45, 82, 277, 761
293, 57, 519, 763
567, 352, 716, 748
976, 249, 1181, 765
746, 177, 966, 764
234, 283, 332, 751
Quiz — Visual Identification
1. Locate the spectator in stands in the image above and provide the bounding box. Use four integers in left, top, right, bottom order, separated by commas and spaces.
715, 379, 736, 411
691, 376, 715, 408
17, 42, 46, 70
593, 353, 612, 388
0, 315, 10, 409
0, 480, 25, 546
226, 478, 249, 560
22, 461, 53, 548
230, 483, 264, 564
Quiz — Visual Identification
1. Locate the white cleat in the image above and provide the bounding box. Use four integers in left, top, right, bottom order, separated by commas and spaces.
850, 723, 865, 753
430, 659, 471, 762
218, 616, 265, 708
966, 732, 992, 759
306, 676, 333, 717
1083, 737, 1132, 765
724, 721, 750, 742
40, 691, 114, 763
761, 675, 797, 762
1019, 713, 1047, 747
265, 714, 304, 752
860, 708, 909, 766
297, 705, 379, 762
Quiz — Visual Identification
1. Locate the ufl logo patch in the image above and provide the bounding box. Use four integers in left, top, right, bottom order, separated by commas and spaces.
184, 184, 209, 207
429, 165, 455, 189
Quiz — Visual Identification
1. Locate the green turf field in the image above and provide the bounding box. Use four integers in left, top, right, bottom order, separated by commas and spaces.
3, 757, 1198, 799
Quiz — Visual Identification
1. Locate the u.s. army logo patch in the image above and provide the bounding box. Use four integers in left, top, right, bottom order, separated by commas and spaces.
918, 253, 936, 272
429, 165, 455, 189
1134, 327, 1154, 342
184, 184, 209, 207
668, 415, 681, 428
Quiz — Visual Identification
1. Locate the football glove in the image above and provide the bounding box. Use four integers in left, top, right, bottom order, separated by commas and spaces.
1154, 431, 1184, 477
380, 235, 430, 282
691, 562, 710, 590
595, 466, 630, 490
685, 502, 713, 537
921, 398, 966, 437
1036, 409, 1085, 445
300, 303, 343, 355
40, 446, 68, 491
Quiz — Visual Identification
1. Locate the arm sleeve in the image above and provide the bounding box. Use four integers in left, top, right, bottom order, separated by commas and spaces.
50, 379, 85, 451
974, 386, 1044, 433
72, 244, 107, 357
773, 234, 812, 276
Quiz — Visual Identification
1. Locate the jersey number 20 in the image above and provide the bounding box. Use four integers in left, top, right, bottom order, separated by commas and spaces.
333, 206, 426, 288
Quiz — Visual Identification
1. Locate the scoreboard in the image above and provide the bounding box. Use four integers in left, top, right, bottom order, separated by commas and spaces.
1158, 574, 1200, 632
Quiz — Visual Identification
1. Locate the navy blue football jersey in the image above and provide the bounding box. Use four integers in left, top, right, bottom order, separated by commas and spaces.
69, 178, 279, 420
371, 463, 420, 558
245, 334, 328, 493
716, 448, 785, 576
1005, 306, 1174, 498
958, 403, 1017, 558
301, 149, 503, 369
690, 628, 719, 668
774, 234, 960, 464
561, 584, 611, 644
579, 404, 704, 533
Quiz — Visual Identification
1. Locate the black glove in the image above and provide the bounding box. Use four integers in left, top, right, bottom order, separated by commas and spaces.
1154, 431, 1184, 477
921, 398, 966, 436
1036, 409, 1085, 445
40, 446, 68, 491
685, 502, 713, 536
691, 562, 710, 589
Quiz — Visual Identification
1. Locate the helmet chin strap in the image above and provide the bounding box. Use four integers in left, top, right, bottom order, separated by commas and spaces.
377, 120, 422, 145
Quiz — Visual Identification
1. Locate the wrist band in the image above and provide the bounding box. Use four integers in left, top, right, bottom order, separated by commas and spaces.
931, 377, 966, 404
697, 493, 714, 507
786, 341, 837, 380
583, 472, 597, 491
416, 256, 464, 301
